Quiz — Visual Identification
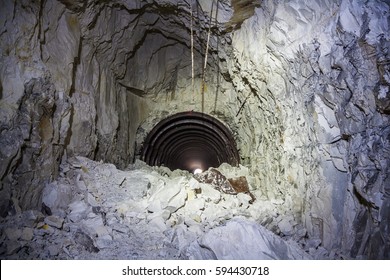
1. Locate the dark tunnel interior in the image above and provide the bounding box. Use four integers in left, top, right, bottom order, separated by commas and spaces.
140, 111, 240, 173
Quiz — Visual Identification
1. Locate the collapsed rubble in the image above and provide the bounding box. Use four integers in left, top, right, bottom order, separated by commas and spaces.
0, 157, 335, 259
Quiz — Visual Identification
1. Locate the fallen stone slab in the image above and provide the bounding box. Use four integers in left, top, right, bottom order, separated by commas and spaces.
41, 182, 72, 216
184, 198, 205, 214
228, 176, 256, 203
148, 216, 168, 232
81, 216, 111, 240
278, 217, 294, 236
195, 168, 237, 194
120, 171, 151, 200
47, 244, 60, 257
74, 230, 99, 253
4, 227, 22, 241
44, 216, 64, 229
20, 227, 34, 241
187, 218, 312, 260
67, 200, 90, 222
195, 169, 255, 202
198, 183, 221, 203
166, 187, 187, 213
148, 180, 181, 208
147, 199, 163, 213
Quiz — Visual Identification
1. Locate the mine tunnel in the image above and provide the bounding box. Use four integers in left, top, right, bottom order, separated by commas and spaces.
140, 111, 240, 173
0, 0, 389, 261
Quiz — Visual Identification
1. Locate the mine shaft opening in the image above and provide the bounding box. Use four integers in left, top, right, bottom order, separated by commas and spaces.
140, 111, 240, 173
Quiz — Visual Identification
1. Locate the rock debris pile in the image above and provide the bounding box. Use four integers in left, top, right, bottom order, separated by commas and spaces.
1, 156, 339, 260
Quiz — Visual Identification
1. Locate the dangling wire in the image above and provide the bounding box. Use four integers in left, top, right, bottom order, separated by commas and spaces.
213, 0, 220, 113
190, 0, 195, 100
201, 0, 215, 113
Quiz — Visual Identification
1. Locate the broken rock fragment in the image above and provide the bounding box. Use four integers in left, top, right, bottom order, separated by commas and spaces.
44, 216, 64, 229
148, 178, 187, 213
74, 230, 99, 253
188, 218, 312, 260
195, 169, 255, 202
195, 168, 236, 194
228, 176, 256, 203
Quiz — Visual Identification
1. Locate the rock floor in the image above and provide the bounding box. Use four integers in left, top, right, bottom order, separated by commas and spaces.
0, 156, 341, 260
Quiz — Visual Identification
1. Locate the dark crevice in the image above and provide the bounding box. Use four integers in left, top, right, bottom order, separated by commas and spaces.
69, 37, 83, 97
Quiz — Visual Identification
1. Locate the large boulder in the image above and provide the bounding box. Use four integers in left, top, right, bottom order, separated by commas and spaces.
188, 218, 312, 260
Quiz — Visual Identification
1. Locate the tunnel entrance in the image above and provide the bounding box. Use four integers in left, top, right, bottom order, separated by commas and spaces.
140, 111, 240, 173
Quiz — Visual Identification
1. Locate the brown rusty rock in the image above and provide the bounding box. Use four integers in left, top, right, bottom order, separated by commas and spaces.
195, 168, 237, 195
228, 176, 256, 203
195, 169, 256, 203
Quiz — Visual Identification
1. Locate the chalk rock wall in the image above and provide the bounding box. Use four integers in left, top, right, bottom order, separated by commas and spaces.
0, 0, 389, 259
226, 0, 390, 259
0, 0, 152, 212
0, 1, 75, 213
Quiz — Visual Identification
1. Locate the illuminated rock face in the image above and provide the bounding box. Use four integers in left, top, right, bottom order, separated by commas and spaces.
0, 0, 389, 259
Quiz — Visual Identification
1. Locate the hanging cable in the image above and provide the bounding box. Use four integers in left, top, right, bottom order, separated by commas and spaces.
213, 0, 220, 112
201, 0, 215, 113
190, 0, 195, 100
